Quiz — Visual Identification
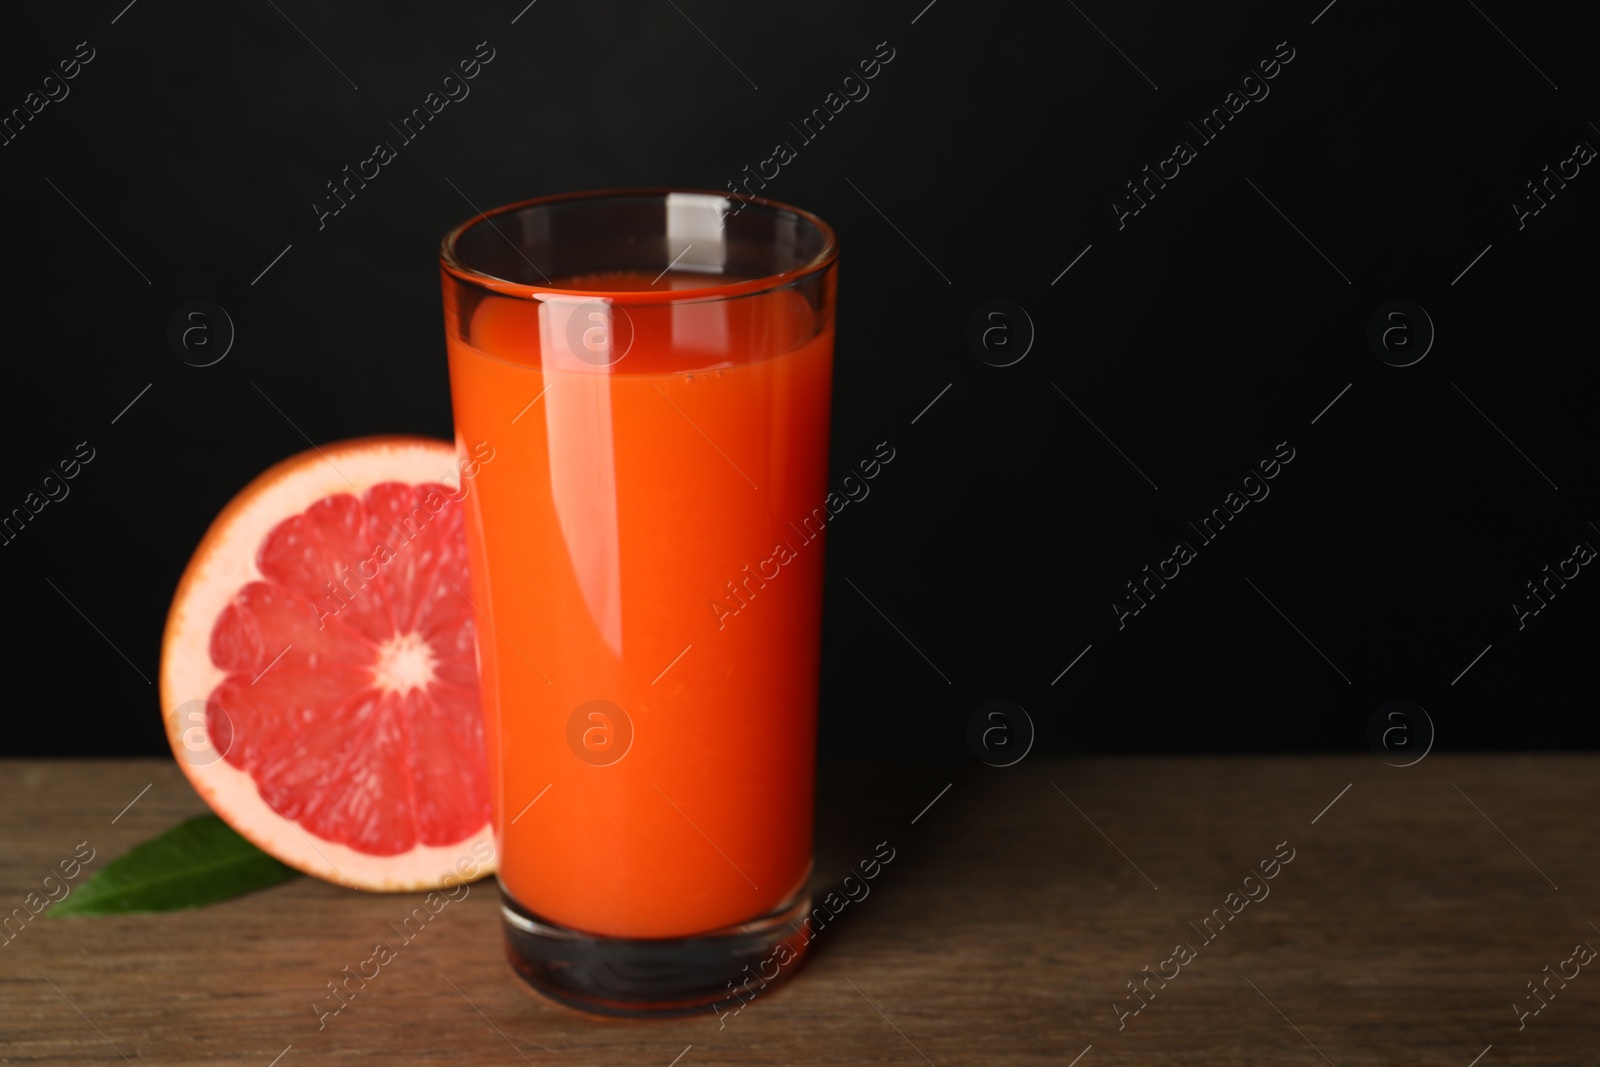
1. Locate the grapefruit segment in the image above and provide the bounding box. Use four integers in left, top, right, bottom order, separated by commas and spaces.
161, 437, 495, 891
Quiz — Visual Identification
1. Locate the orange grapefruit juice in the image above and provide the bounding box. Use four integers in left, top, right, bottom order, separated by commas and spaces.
444, 268, 833, 939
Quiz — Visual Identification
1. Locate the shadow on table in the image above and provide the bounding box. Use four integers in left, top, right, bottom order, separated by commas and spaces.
799, 758, 969, 967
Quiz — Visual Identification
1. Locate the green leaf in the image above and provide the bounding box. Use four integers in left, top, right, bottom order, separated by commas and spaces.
51, 814, 300, 917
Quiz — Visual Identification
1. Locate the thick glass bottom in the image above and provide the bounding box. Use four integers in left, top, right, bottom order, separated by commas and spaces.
501, 887, 814, 1017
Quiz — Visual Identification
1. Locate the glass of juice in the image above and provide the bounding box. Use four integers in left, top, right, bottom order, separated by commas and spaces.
438, 190, 837, 1016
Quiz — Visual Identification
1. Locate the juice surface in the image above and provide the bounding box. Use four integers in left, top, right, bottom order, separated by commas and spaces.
445, 269, 833, 938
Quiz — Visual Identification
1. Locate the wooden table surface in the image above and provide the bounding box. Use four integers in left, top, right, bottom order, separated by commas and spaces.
3, 754, 1596, 1065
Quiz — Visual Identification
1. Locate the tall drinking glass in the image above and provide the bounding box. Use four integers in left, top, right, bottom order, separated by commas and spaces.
438, 190, 837, 1015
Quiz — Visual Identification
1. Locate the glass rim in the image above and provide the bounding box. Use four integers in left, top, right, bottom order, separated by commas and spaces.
438, 187, 838, 304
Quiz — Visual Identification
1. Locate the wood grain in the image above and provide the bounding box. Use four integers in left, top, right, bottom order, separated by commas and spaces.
3, 755, 1597, 1065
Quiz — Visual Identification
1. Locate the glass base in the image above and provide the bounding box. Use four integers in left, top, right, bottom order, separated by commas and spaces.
501, 887, 814, 1017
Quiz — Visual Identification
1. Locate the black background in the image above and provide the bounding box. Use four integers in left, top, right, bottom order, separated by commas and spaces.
2, 0, 1594, 760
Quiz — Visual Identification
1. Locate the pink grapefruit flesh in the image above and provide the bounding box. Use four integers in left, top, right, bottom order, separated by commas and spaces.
160, 437, 494, 891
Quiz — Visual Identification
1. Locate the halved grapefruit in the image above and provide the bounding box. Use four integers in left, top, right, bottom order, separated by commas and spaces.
160, 436, 495, 892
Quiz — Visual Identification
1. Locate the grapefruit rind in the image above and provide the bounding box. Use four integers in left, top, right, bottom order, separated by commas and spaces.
159, 436, 496, 892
